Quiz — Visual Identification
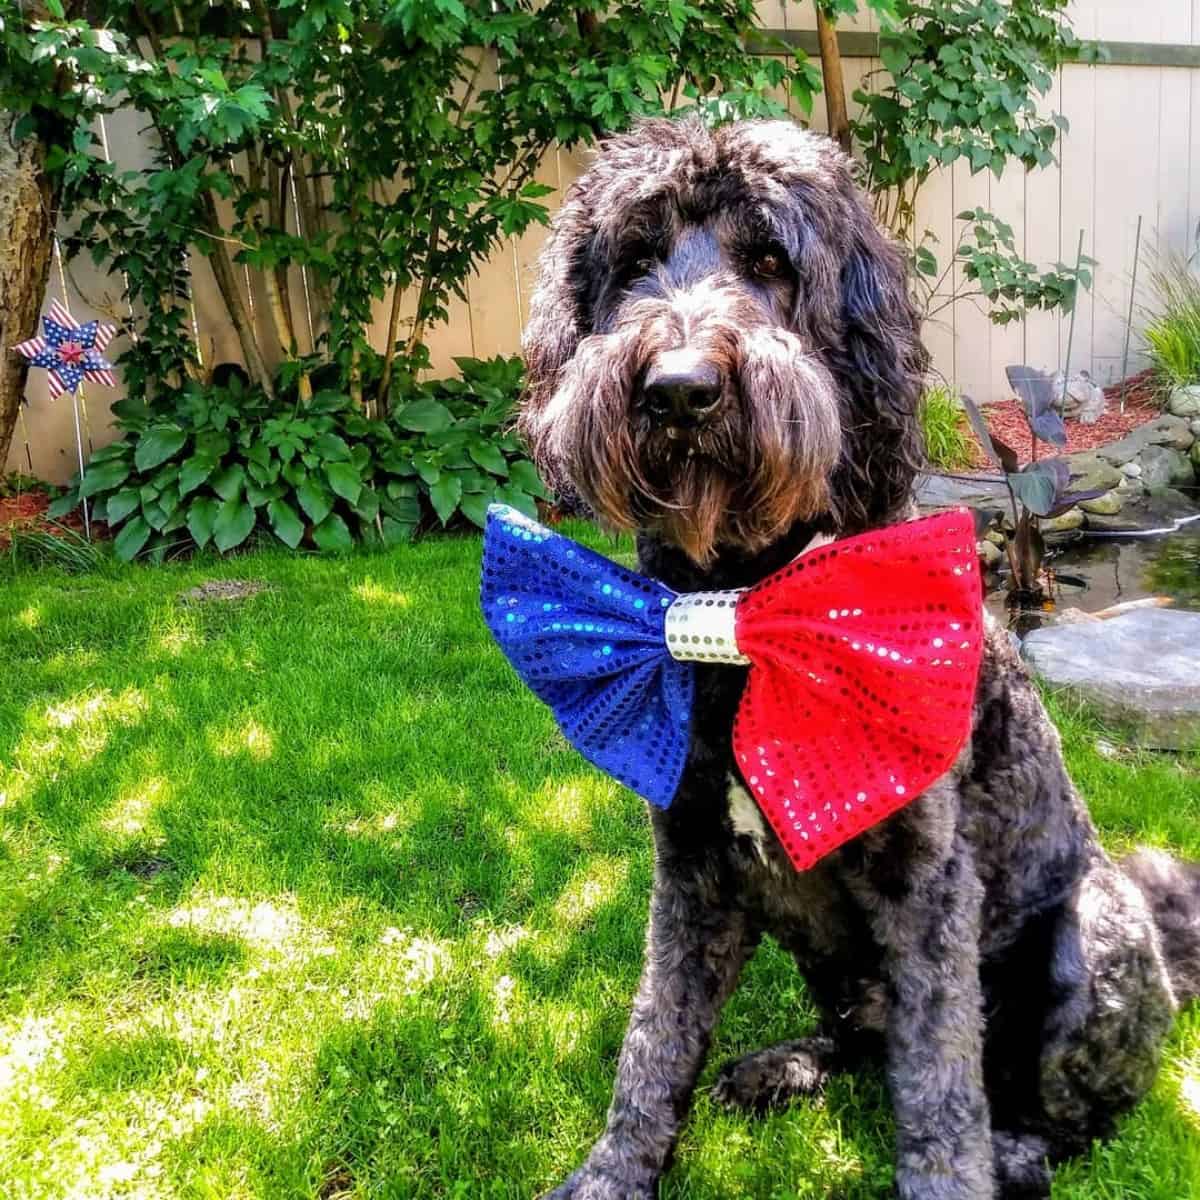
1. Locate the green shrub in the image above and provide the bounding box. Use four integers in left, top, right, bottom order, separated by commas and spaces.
50, 356, 547, 563
1143, 255, 1200, 396
919, 384, 974, 470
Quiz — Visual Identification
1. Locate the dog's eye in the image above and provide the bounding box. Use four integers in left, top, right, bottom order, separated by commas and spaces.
751, 251, 787, 279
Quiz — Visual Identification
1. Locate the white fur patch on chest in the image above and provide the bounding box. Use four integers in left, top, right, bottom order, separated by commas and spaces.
726, 773, 772, 862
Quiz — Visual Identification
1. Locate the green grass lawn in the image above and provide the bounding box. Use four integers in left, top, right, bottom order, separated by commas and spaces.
2, 531, 1198, 1199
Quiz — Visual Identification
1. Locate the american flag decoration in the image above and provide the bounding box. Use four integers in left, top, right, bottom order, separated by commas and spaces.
12, 299, 117, 399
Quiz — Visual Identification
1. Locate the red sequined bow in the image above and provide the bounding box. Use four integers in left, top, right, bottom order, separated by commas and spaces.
732, 509, 984, 870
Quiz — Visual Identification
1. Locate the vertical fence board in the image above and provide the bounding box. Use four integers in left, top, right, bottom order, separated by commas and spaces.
912, 166, 957, 394
951, 159, 994, 401
987, 161, 1028, 399
1023, 64, 1064, 380
1091, 65, 1161, 386
1057, 59, 1098, 381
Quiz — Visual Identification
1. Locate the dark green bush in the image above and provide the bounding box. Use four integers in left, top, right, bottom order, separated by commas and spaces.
51, 356, 545, 562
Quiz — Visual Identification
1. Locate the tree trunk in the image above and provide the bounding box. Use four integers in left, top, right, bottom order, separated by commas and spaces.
815, 6, 851, 155
0, 119, 56, 474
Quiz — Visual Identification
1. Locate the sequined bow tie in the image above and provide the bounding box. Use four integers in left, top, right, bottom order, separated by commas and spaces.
481, 504, 984, 870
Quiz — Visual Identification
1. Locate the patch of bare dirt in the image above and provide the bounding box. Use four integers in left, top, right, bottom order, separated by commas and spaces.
178, 579, 270, 604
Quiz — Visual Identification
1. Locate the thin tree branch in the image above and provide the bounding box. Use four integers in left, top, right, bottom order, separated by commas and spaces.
814, 4, 851, 154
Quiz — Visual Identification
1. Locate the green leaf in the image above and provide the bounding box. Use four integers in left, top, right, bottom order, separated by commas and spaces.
296, 476, 333, 525
89, 442, 131, 464
114, 516, 151, 561
312, 512, 353, 553
211, 463, 245, 501
104, 487, 141, 524
195, 430, 232, 459
308, 390, 350, 414
267, 499, 304, 549
429, 473, 463, 525
282, 459, 307, 487
213, 497, 256, 552
395, 398, 453, 433
352, 486, 380, 522
134, 425, 187, 472
79, 458, 131, 500
380, 517, 416, 546
459, 487, 496, 528
415, 458, 441, 486
467, 440, 509, 476
494, 484, 538, 519
382, 495, 421, 524
187, 496, 220, 548
323, 461, 363, 504
142, 500, 169, 532
245, 479, 272, 508
47, 492, 79, 519
507, 459, 550, 499
880, 42, 910, 77
179, 454, 217, 496
313, 433, 352, 461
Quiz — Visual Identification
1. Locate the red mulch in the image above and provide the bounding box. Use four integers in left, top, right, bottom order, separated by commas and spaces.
965, 369, 1164, 468
0, 491, 105, 549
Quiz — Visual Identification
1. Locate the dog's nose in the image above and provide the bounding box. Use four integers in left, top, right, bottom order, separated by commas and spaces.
642, 360, 722, 427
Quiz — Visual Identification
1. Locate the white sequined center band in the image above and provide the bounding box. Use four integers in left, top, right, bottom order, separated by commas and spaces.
665, 590, 750, 664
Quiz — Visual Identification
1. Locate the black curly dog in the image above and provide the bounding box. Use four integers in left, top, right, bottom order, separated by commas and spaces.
517, 117, 1200, 1199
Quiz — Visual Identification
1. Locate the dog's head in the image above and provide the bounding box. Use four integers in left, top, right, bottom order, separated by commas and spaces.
519, 117, 926, 567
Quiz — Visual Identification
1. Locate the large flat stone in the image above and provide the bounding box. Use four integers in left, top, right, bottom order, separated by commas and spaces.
1022, 609, 1200, 748
915, 473, 1009, 509
1096, 415, 1194, 465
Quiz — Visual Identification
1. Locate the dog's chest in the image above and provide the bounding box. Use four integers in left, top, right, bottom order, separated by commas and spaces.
724, 775, 859, 952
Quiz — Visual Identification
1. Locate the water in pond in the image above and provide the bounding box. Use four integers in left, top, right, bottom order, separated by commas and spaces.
985, 523, 1200, 629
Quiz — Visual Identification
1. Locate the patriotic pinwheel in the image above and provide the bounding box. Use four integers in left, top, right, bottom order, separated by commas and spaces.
12, 300, 117, 399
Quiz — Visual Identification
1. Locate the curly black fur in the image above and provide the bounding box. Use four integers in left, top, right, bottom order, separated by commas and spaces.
518, 117, 1200, 1200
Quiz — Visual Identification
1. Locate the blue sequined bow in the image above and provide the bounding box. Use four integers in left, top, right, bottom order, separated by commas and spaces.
481, 504, 694, 807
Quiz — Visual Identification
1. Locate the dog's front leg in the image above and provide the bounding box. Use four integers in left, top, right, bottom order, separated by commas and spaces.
543, 861, 753, 1200
851, 795, 993, 1200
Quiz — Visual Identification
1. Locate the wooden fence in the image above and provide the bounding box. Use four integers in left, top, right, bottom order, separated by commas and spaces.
11, 1, 1200, 482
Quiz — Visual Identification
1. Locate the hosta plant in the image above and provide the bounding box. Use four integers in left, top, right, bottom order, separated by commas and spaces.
50, 356, 546, 562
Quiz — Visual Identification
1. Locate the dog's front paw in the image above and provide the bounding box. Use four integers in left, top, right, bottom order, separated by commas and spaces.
711, 1035, 836, 1114
539, 1162, 657, 1200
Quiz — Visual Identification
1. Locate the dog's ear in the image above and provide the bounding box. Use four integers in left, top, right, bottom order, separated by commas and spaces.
827, 195, 928, 528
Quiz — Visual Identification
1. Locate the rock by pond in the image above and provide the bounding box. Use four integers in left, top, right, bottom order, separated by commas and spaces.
1168, 385, 1200, 418
1021, 608, 1200, 749
1079, 490, 1123, 515
1138, 445, 1195, 489
1095, 414, 1194, 464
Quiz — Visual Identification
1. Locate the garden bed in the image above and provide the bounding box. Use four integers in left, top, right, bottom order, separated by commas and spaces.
0, 488, 102, 549
967, 370, 1164, 468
